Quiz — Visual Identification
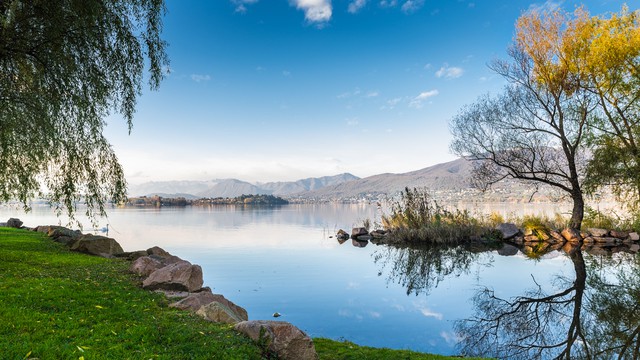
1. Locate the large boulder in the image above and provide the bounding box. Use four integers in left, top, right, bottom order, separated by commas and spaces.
142, 261, 203, 292
351, 227, 368, 239
561, 228, 582, 243
70, 234, 124, 256
497, 243, 519, 256
7, 218, 23, 228
130, 256, 164, 277
147, 246, 172, 258
234, 320, 318, 360
496, 223, 519, 240
196, 301, 247, 324
47, 227, 83, 246
170, 292, 248, 320
588, 228, 609, 237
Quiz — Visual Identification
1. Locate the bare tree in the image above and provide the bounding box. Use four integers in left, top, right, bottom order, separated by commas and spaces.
450, 45, 594, 229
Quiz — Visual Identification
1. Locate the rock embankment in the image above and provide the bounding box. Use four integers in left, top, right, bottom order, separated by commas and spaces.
2, 219, 318, 360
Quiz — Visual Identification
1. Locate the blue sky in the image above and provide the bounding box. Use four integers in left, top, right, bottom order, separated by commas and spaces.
104, 0, 624, 184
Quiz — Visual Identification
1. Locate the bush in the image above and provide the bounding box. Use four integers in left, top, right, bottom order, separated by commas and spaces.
381, 187, 491, 244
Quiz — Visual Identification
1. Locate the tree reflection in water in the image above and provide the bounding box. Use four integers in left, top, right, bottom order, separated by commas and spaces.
374, 239, 640, 359
455, 243, 640, 360
373, 241, 495, 296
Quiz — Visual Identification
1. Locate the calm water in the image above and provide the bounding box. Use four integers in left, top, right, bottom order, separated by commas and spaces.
1, 203, 636, 357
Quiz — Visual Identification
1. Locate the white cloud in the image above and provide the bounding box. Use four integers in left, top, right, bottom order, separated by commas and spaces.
435, 64, 464, 79
346, 118, 359, 126
401, 0, 424, 13
419, 307, 443, 320
348, 0, 367, 13
231, 0, 258, 13
366, 91, 379, 98
409, 90, 438, 108
379, 0, 398, 7
440, 331, 462, 345
190, 74, 211, 82
291, 0, 332, 25
527, 0, 562, 13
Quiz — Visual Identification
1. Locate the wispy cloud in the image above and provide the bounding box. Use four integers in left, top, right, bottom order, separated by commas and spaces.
348, 0, 367, 13
409, 90, 438, 108
420, 308, 444, 320
527, 0, 563, 13
440, 331, 461, 345
366, 91, 379, 98
190, 74, 211, 82
230, 0, 258, 13
379, 0, 398, 8
291, 0, 332, 25
401, 0, 424, 13
435, 64, 464, 79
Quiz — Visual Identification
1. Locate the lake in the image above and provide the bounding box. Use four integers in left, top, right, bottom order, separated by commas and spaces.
1, 203, 637, 358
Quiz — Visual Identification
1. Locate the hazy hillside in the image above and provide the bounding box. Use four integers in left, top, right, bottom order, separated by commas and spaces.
293, 158, 559, 202
258, 173, 359, 194
127, 173, 360, 198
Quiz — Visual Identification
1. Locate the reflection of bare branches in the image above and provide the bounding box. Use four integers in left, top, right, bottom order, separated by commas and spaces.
374, 244, 492, 296
585, 253, 640, 358
456, 250, 588, 359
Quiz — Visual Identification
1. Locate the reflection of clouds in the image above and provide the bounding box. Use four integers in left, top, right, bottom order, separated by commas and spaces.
338, 309, 351, 317
369, 311, 381, 318
414, 299, 443, 320
391, 304, 405, 312
420, 308, 443, 320
347, 281, 361, 290
440, 331, 461, 345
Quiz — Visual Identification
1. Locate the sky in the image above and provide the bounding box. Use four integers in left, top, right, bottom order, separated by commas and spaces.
104, 0, 625, 184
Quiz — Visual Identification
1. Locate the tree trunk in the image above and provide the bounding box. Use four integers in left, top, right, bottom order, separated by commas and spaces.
570, 190, 584, 230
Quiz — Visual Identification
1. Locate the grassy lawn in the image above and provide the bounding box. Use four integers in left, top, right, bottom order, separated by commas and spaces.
0, 227, 484, 359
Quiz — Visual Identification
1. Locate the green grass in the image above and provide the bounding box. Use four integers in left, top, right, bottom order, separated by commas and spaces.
0, 227, 483, 359
314, 338, 487, 360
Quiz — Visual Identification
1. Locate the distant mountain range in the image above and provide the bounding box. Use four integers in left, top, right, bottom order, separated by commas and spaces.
128, 173, 360, 199
128, 158, 560, 202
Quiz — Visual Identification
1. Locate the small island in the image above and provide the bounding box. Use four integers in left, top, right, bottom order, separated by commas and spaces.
125, 194, 289, 208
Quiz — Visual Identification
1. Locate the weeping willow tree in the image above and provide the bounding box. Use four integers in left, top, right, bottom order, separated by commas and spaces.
0, 0, 168, 221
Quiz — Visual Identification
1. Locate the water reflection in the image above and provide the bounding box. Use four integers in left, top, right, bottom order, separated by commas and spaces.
455, 243, 640, 359
373, 241, 497, 296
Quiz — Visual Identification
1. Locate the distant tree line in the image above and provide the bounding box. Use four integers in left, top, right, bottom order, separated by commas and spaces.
126, 194, 289, 207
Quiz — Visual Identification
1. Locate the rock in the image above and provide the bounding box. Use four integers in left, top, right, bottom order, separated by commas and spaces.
336, 229, 350, 241
142, 261, 203, 292
561, 228, 581, 243
588, 228, 609, 237
53, 236, 76, 246
497, 243, 519, 256
524, 235, 540, 242
70, 234, 124, 256
496, 223, 519, 240
583, 237, 595, 244
594, 237, 618, 245
548, 230, 565, 243
234, 320, 318, 360
197, 301, 246, 324
630, 232, 640, 242
351, 227, 368, 239
511, 236, 524, 245
130, 256, 164, 277
370, 229, 388, 239
7, 218, 23, 228
147, 246, 172, 258
273, 312, 281, 318
610, 230, 629, 239
35, 225, 58, 234
48, 227, 82, 241
351, 239, 368, 248
114, 250, 149, 261
630, 244, 640, 253
155, 290, 190, 299
356, 234, 372, 241
171, 292, 248, 320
